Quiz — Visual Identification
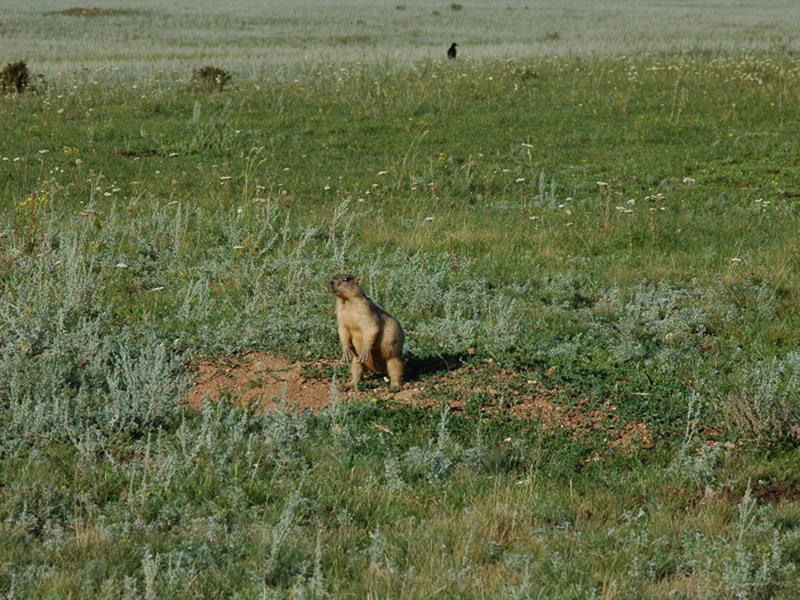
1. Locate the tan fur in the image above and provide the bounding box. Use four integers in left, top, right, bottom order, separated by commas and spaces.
329, 273, 404, 390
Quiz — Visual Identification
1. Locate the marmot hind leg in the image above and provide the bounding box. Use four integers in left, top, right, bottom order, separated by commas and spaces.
386, 357, 404, 391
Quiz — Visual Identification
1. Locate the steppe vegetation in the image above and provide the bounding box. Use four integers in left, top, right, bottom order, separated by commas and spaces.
1, 1, 800, 598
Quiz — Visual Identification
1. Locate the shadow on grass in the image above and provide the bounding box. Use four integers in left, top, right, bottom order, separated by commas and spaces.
404, 352, 467, 382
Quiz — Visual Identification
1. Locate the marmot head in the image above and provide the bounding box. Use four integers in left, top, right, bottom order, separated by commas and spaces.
329, 273, 364, 299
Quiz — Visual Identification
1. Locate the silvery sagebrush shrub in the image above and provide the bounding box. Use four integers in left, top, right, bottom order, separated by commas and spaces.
367, 253, 529, 357
540, 272, 598, 310
671, 392, 723, 489
263, 485, 310, 585
720, 482, 796, 599
535, 277, 712, 372
2, 564, 57, 600
0, 225, 187, 443
727, 352, 800, 446
368, 524, 396, 574
398, 404, 485, 487
609, 280, 709, 346
2, 324, 186, 442
264, 386, 311, 469
383, 456, 405, 492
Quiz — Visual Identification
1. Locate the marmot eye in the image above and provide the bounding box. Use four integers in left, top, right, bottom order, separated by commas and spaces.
343, 277, 350, 282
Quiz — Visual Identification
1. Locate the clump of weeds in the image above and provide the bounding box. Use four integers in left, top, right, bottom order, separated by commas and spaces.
191, 65, 232, 92
1, 60, 29, 93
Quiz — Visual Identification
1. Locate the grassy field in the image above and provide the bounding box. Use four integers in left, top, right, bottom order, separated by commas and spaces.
3, 0, 800, 72
2, 1, 800, 598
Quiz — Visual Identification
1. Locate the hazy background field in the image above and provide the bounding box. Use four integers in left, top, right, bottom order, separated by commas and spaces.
3, 0, 800, 76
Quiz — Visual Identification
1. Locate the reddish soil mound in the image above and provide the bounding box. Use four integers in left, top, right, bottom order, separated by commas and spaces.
187, 352, 335, 411
187, 352, 654, 449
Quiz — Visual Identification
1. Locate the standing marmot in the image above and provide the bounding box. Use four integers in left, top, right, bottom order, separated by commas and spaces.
329, 273, 404, 390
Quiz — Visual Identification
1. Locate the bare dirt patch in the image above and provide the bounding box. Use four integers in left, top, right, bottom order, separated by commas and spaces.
187, 352, 655, 449
187, 352, 335, 412
751, 479, 800, 505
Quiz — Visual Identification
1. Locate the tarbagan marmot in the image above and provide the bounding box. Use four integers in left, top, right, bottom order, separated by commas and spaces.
329, 273, 404, 390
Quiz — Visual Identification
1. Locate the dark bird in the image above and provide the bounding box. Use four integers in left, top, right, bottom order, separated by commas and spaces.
447, 42, 458, 59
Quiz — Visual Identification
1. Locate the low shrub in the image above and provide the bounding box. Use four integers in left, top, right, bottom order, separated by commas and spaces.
1, 60, 29, 93
191, 65, 232, 92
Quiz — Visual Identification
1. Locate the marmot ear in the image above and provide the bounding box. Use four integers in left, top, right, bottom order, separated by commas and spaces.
356, 277, 362, 286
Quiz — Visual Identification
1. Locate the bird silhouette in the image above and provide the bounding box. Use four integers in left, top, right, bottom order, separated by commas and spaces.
447, 42, 458, 59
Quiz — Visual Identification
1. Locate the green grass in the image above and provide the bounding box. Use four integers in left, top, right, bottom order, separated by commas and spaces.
2, 1, 800, 598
